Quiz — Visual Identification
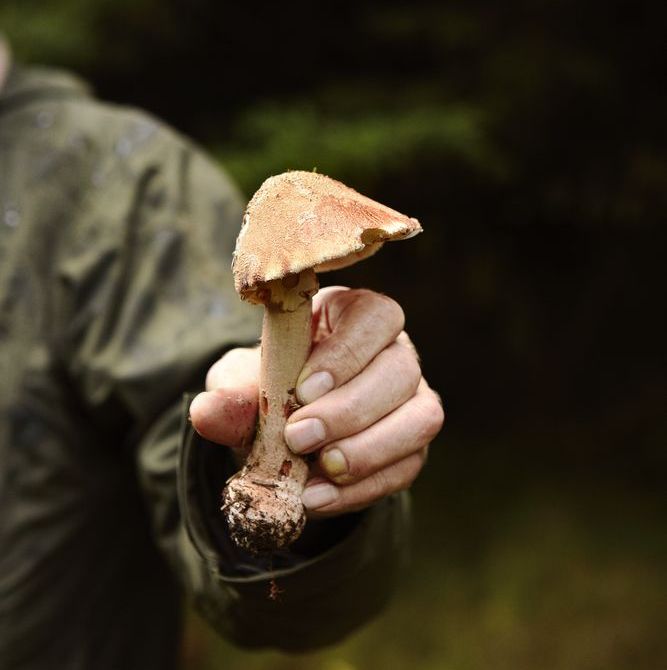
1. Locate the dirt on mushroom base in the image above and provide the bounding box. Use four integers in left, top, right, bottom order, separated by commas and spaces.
222, 471, 306, 555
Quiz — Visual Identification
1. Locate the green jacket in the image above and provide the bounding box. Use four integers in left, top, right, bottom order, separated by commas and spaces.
0, 66, 408, 669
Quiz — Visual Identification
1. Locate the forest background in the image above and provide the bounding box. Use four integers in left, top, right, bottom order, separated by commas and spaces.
2, 1, 665, 668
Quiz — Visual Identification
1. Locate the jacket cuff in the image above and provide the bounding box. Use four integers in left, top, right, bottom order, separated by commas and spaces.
178, 393, 411, 648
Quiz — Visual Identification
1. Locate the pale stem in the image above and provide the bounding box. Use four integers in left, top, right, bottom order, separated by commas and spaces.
245, 268, 318, 487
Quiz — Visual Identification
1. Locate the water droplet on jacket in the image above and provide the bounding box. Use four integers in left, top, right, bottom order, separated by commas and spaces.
3, 208, 20, 227
35, 110, 54, 129
91, 168, 106, 187
134, 120, 157, 143
32, 152, 59, 181
68, 132, 85, 150
115, 136, 133, 157
207, 297, 228, 318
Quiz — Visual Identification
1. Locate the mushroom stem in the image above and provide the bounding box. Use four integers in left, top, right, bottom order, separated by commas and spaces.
222, 268, 319, 553
253, 296, 312, 475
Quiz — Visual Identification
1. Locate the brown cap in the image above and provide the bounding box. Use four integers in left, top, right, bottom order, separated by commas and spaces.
232, 170, 422, 304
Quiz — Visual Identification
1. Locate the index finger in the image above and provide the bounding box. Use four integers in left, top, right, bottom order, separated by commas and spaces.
296, 288, 405, 404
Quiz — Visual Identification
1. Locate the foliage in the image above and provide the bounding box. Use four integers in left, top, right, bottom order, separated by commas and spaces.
2, 1, 665, 667
215, 102, 504, 196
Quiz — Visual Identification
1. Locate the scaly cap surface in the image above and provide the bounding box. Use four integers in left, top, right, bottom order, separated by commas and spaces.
232, 171, 422, 304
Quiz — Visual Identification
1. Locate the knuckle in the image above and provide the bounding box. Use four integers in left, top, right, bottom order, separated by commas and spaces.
372, 293, 405, 333
429, 395, 446, 433
380, 342, 420, 395
368, 469, 392, 500
327, 337, 364, 381
371, 458, 420, 498
338, 455, 423, 513
399, 346, 422, 390
397, 331, 419, 358
415, 395, 445, 444
340, 436, 373, 482
333, 390, 366, 435
402, 454, 424, 488
410, 451, 425, 477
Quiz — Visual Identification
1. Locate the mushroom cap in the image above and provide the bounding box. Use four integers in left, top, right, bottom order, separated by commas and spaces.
232, 171, 422, 303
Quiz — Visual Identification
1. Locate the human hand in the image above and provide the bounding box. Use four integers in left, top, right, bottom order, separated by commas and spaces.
189, 287, 444, 518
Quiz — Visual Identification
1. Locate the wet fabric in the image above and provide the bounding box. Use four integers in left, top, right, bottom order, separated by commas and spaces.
0, 66, 409, 669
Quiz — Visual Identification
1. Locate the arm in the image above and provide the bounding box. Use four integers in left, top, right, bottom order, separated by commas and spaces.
188, 290, 444, 649
60, 107, 441, 649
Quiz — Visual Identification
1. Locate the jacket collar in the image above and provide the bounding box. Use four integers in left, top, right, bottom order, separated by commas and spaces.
0, 63, 91, 113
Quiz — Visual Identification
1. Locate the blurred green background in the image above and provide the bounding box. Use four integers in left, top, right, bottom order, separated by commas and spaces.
2, 1, 665, 668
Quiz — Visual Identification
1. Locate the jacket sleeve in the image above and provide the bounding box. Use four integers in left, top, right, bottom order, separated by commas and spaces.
58, 106, 410, 650
138, 396, 410, 650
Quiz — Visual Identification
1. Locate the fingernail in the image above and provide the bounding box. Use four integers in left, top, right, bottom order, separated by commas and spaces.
284, 418, 326, 453
302, 483, 339, 510
321, 448, 348, 479
297, 371, 334, 404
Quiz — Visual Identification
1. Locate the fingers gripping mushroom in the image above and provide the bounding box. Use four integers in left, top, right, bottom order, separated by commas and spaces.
223, 171, 422, 554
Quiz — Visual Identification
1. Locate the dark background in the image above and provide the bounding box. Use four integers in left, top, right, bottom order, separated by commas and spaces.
3, 1, 665, 668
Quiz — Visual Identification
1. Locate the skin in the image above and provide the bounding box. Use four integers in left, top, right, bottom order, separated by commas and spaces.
190, 286, 444, 518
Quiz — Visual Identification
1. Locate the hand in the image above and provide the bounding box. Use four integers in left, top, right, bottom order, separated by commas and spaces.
189, 287, 444, 518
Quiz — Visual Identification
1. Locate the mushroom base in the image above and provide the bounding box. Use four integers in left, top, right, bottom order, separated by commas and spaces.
222, 473, 306, 554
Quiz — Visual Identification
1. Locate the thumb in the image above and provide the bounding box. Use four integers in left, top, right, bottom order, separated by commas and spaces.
189, 347, 259, 449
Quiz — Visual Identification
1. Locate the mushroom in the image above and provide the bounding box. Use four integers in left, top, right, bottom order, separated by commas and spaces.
223, 170, 422, 554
